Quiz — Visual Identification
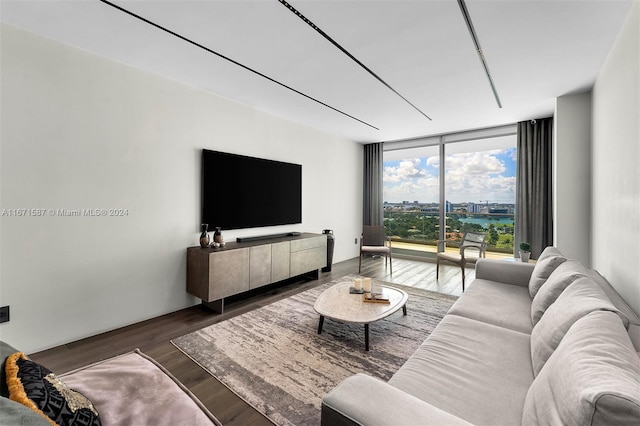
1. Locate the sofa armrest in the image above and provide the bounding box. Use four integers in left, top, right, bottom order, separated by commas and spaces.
475, 258, 534, 287
321, 374, 472, 426
1, 397, 51, 426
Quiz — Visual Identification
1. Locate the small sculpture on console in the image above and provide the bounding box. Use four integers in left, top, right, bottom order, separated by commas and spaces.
213, 227, 225, 247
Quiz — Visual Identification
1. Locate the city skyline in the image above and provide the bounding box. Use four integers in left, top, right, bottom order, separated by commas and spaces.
383, 148, 517, 204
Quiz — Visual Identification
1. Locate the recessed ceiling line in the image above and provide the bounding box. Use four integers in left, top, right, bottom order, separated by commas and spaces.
457, 0, 502, 108
97, 0, 379, 130
277, 0, 433, 121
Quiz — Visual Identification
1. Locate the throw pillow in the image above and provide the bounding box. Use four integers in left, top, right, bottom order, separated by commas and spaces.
6, 352, 101, 426
523, 311, 640, 425
1, 340, 21, 398
530, 260, 585, 326
528, 254, 567, 298
530, 276, 629, 376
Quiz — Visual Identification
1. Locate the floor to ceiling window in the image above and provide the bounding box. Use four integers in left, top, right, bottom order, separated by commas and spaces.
444, 135, 516, 256
384, 143, 441, 258
383, 125, 516, 259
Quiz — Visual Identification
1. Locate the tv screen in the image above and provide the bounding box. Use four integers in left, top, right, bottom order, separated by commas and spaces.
201, 149, 302, 231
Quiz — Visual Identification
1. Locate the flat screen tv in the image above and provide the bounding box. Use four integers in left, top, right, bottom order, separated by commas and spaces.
201, 149, 302, 231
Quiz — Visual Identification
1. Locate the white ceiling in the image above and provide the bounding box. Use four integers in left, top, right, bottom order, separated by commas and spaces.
1, 0, 633, 143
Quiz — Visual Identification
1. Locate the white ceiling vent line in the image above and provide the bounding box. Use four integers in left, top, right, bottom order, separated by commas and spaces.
98, 0, 379, 130
457, 0, 503, 109
278, 0, 433, 122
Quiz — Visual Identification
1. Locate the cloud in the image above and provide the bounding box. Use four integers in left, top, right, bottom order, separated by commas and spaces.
384, 158, 439, 201
446, 151, 506, 177
384, 150, 515, 203
383, 159, 427, 183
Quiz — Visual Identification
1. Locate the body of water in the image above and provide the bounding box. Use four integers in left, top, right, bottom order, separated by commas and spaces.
458, 216, 514, 227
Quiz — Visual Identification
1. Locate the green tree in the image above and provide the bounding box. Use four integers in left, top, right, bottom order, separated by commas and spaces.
488, 224, 499, 246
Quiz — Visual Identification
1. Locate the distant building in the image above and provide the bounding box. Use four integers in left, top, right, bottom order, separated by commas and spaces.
489, 208, 509, 214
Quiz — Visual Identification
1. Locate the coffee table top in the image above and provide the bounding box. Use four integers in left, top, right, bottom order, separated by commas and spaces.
313, 280, 408, 324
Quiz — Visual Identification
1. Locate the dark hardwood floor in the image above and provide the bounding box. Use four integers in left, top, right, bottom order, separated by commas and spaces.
29, 256, 469, 425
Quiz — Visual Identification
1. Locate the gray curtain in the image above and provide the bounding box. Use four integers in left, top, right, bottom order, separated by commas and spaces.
515, 117, 554, 259
363, 142, 384, 226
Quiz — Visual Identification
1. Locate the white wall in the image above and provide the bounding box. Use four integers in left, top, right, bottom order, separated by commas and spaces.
0, 24, 363, 353
592, 0, 640, 316
553, 92, 592, 266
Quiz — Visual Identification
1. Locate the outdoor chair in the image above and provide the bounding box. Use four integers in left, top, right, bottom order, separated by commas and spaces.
436, 231, 487, 291
358, 226, 392, 274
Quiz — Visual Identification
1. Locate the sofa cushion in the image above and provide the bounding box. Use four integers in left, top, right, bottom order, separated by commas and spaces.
448, 279, 533, 334
474, 258, 534, 287
389, 315, 534, 426
528, 253, 567, 298
5, 352, 101, 426
530, 260, 586, 326
537, 246, 564, 262
322, 374, 473, 426
531, 276, 628, 376
631, 324, 640, 356
0, 397, 52, 426
523, 311, 640, 425
586, 269, 640, 326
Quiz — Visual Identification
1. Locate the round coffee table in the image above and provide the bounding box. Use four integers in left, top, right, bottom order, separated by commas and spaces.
313, 280, 408, 351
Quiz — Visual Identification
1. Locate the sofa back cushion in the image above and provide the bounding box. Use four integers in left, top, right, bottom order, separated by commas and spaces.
586, 269, 640, 326
530, 260, 586, 326
528, 253, 567, 298
530, 276, 629, 375
536, 246, 564, 262
523, 311, 640, 426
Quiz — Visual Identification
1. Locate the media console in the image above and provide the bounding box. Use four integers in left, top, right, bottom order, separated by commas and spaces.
187, 232, 327, 313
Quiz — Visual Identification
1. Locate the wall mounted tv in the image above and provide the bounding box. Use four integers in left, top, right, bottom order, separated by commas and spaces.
201, 149, 302, 231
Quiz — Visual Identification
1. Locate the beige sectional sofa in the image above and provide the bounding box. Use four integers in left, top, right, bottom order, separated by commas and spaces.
321, 247, 640, 425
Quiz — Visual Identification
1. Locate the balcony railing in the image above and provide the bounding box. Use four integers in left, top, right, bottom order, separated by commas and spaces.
384, 211, 515, 259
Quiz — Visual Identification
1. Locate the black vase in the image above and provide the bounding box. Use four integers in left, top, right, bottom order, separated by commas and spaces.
199, 224, 210, 248
213, 227, 223, 244
322, 229, 335, 272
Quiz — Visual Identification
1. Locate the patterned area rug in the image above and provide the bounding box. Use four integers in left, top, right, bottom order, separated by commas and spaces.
172, 275, 457, 426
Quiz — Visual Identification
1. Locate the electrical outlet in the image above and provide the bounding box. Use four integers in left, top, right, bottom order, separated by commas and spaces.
355, 238, 358, 244
0, 306, 9, 323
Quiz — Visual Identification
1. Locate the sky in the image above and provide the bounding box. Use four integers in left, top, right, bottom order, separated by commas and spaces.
383, 147, 517, 204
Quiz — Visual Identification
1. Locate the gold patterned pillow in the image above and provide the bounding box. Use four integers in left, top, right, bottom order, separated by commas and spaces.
5, 352, 101, 425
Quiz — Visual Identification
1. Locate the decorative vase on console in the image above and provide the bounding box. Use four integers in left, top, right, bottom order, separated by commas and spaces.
322, 229, 335, 272
214, 227, 224, 246
199, 224, 210, 248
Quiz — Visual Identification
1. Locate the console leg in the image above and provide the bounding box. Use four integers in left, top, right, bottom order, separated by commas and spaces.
202, 298, 224, 314
403, 304, 407, 315
317, 315, 325, 334
303, 269, 320, 280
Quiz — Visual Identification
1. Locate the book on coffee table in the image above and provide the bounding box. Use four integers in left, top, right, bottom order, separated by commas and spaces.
363, 292, 390, 304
